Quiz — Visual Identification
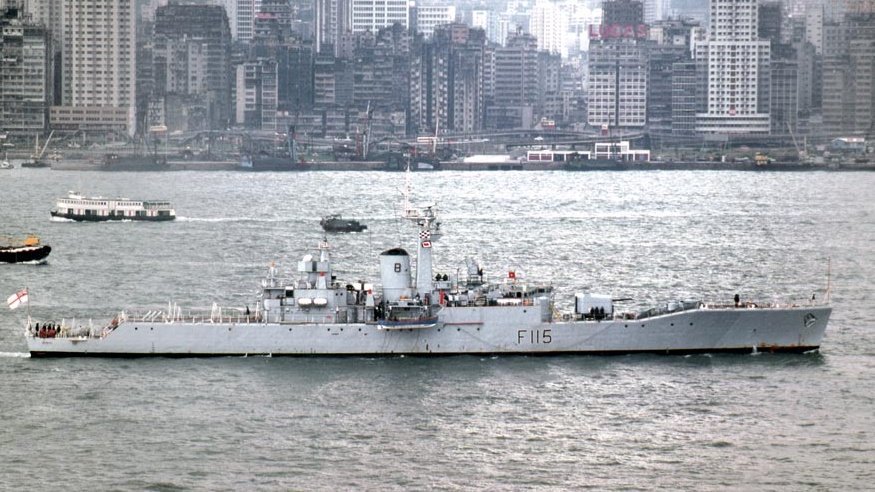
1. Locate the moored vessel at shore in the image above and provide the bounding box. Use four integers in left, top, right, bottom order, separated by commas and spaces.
50, 191, 176, 222
101, 153, 169, 171
24, 175, 830, 357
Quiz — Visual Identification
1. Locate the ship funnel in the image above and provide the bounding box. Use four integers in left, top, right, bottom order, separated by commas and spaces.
380, 248, 412, 302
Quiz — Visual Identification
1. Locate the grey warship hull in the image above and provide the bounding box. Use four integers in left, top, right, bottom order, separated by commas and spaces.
27, 304, 829, 357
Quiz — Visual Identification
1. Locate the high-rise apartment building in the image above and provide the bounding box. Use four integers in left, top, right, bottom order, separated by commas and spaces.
490, 30, 540, 128
52, 0, 136, 135
152, 3, 231, 131
588, 41, 649, 128
603, 0, 643, 25
234, 0, 262, 43
846, 11, 875, 135
648, 20, 700, 134
315, 0, 351, 55
642, 0, 665, 24
470, 10, 503, 44
352, 24, 412, 112
350, 0, 410, 34
236, 59, 277, 129
0, 4, 52, 134
695, 0, 770, 134
252, 0, 314, 113
529, 0, 568, 56
587, 0, 648, 129
412, 5, 456, 38
410, 23, 486, 134
769, 47, 799, 134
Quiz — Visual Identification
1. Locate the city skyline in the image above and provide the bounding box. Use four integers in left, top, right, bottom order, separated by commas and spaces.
0, 0, 872, 149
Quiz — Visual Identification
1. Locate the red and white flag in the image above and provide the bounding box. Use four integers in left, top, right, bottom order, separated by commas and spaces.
7, 288, 28, 310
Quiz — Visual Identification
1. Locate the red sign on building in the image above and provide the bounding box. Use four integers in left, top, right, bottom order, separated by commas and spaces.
589, 24, 648, 40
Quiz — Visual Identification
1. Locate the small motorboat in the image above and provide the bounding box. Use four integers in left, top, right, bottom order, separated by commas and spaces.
0, 235, 51, 264
320, 214, 367, 233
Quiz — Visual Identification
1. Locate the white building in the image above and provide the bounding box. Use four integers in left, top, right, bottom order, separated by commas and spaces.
55, 0, 136, 135
414, 5, 455, 38
696, 0, 770, 134
642, 0, 666, 24
529, 0, 569, 56
350, 0, 410, 33
233, 0, 261, 42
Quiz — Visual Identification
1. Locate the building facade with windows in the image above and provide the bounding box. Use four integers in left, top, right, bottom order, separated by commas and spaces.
53, 0, 136, 135
0, 9, 52, 134
695, 0, 771, 134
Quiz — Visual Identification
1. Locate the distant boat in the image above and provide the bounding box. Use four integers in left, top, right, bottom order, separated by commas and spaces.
21, 157, 51, 168
1, 152, 12, 170
50, 191, 176, 222
320, 214, 367, 233
22, 131, 55, 168
240, 152, 308, 171
0, 235, 51, 264
240, 125, 310, 171
101, 125, 169, 171
101, 153, 169, 171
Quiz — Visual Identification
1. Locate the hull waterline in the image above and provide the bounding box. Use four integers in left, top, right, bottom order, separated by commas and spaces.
26, 306, 830, 357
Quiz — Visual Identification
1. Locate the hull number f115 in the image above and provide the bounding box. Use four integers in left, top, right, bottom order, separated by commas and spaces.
518, 329, 552, 344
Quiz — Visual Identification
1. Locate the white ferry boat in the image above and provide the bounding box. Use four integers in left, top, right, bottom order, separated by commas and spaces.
50, 191, 175, 222
24, 177, 830, 357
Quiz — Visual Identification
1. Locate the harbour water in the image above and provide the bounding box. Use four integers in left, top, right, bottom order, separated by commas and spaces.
1, 169, 873, 489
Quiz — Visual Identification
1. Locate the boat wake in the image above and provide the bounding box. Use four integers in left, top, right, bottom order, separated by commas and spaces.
0, 260, 48, 265
0, 351, 30, 358
176, 216, 294, 223
49, 216, 75, 223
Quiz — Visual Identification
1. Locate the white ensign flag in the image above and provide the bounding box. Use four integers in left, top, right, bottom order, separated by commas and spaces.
7, 289, 28, 310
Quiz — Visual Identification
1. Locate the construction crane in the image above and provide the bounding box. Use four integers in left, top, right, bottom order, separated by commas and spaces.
787, 122, 806, 161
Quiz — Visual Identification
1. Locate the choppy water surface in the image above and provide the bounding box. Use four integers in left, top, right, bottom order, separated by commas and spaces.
1, 169, 873, 489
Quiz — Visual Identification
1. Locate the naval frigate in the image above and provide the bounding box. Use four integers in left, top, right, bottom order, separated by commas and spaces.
24, 174, 830, 357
